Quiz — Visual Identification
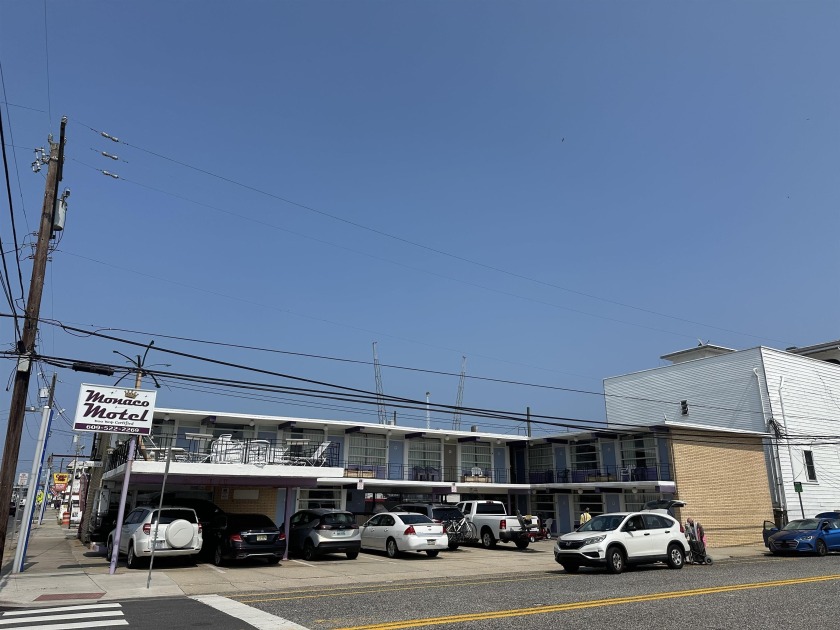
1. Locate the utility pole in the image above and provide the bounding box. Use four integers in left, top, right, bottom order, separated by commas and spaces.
0, 117, 66, 568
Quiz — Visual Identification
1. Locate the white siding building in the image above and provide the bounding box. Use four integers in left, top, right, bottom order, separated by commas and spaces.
604, 342, 840, 523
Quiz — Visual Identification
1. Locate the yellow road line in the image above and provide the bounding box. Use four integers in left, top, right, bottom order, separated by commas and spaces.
233, 574, 562, 603
333, 574, 840, 630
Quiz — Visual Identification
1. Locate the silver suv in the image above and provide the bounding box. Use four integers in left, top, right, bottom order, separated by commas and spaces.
107, 506, 203, 569
284, 509, 360, 560
554, 511, 689, 574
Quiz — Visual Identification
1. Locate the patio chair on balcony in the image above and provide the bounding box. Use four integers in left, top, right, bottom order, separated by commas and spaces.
245, 440, 270, 465
210, 435, 243, 463
619, 465, 636, 482
292, 441, 332, 466
268, 445, 291, 464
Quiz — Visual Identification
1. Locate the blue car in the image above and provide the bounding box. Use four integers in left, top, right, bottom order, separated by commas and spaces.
763, 518, 840, 556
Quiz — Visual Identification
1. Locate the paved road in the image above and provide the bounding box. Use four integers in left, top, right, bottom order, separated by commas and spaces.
226, 551, 840, 629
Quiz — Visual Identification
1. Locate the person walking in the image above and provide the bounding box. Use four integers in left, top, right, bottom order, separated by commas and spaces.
580, 507, 592, 525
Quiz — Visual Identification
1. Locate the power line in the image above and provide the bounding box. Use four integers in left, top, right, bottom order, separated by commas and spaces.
70, 120, 791, 346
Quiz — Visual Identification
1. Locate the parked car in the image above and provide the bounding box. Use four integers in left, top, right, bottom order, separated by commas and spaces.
816, 511, 840, 520
282, 509, 360, 560
206, 513, 285, 566
763, 517, 840, 555
106, 506, 203, 569
140, 495, 224, 556
360, 512, 448, 558
393, 503, 471, 550
554, 511, 689, 574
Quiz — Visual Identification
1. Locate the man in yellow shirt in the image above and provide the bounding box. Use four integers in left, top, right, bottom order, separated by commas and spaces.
580, 507, 592, 525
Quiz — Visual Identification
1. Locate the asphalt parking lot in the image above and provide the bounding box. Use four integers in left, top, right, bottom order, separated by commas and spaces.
111, 538, 562, 596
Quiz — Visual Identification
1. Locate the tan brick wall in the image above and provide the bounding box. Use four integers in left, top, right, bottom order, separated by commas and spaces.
671, 431, 772, 548
212, 486, 278, 517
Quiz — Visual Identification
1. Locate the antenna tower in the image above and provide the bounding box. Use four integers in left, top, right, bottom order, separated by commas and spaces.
372, 342, 388, 425
452, 356, 466, 430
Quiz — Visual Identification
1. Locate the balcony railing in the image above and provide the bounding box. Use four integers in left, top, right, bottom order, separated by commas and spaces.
104, 436, 671, 484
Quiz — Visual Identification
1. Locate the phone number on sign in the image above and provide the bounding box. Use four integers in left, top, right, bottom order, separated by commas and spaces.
79, 424, 143, 433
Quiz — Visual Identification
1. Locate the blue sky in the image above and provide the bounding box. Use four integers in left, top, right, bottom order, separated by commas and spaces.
1, 1, 838, 475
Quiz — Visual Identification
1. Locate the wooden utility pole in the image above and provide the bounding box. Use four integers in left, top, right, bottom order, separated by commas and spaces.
0, 117, 66, 568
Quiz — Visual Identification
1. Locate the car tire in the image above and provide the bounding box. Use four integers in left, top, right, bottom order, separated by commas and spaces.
816, 540, 828, 556
606, 546, 625, 574
666, 544, 685, 569
448, 543, 459, 551
302, 540, 317, 561
213, 544, 226, 567
515, 539, 530, 550
346, 551, 359, 560
426, 550, 439, 558
126, 543, 140, 570
266, 557, 281, 565
106, 536, 114, 560
481, 528, 496, 549
386, 537, 399, 559
561, 563, 580, 574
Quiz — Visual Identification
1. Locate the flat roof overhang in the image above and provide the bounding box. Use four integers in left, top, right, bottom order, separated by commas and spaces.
102, 462, 345, 488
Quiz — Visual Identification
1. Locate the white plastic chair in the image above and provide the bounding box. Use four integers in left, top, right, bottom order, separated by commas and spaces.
295, 441, 332, 466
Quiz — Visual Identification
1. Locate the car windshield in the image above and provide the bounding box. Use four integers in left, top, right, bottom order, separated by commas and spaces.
782, 519, 820, 531
578, 515, 623, 532
323, 512, 355, 526
400, 514, 434, 525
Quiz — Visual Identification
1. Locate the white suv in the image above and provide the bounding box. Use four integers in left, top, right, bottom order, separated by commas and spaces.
107, 506, 203, 569
554, 511, 689, 574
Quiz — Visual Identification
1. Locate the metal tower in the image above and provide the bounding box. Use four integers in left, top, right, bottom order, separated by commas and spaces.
372, 342, 388, 425
452, 356, 466, 431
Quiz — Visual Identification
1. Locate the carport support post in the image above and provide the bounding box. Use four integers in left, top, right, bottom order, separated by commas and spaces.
108, 438, 136, 575
282, 487, 294, 561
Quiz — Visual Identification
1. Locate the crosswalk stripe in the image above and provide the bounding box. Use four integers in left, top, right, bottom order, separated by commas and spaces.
0, 611, 124, 626
0, 620, 127, 630
2, 604, 122, 617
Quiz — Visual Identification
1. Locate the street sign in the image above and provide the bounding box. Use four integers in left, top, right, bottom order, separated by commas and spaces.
17, 472, 28, 486
73, 384, 157, 435
794, 481, 803, 493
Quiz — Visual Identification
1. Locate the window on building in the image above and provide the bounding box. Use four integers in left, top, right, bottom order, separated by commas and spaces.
623, 491, 660, 513
804, 450, 818, 482
572, 443, 599, 471
408, 438, 442, 469
298, 488, 341, 511
533, 492, 556, 527
574, 493, 604, 522
529, 444, 553, 471
347, 433, 387, 466
619, 435, 658, 469
461, 442, 492, 474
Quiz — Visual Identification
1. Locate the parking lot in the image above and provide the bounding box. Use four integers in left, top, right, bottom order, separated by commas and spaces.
105, 538, 561, 596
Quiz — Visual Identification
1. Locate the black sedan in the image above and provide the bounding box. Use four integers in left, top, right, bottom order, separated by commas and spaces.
206, 513, 285, 566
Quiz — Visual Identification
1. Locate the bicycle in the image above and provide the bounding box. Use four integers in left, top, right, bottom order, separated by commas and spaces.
445, 517, 478, 549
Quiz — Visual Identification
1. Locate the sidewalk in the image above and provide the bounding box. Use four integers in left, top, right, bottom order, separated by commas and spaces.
0, 517, 184, 606
0, 517, 769, 607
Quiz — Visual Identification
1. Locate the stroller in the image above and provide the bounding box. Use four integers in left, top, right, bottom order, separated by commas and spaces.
685, 518, 713, 565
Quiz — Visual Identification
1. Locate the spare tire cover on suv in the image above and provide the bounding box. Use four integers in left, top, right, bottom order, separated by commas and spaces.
165, 519, 194, 548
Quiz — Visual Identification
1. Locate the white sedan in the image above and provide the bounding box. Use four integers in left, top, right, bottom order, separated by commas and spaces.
360, 512, 448, 558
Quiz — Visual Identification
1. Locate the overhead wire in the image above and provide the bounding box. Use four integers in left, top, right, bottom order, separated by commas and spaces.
70, 119, 791, 346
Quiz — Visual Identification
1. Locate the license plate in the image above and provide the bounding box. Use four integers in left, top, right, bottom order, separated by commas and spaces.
256, 535, 267, 541
427, 539, 436, 545
333, 530, 350, 537
153, 540, 166, 549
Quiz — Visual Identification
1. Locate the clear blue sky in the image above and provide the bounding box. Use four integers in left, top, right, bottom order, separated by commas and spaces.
1, 1, 838, 475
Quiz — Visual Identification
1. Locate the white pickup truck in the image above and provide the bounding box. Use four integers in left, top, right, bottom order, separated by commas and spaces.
457, 500, 537, 549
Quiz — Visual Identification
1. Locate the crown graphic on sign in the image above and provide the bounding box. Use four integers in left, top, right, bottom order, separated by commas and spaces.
124, 390, 138, 399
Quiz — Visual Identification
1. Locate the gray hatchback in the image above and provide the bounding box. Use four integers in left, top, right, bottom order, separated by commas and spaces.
283, 509, 360, 560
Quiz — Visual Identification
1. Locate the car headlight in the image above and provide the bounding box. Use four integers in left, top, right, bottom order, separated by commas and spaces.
582, 535, 606, 546
796, 535, 814, 541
